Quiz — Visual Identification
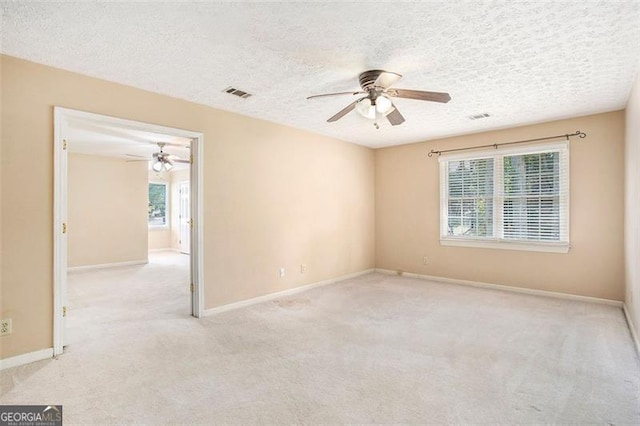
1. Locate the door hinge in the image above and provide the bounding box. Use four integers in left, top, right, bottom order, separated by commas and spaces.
190, 154, 193, 165
190, 283, 195, 293
62, 223, 67, 234
189, 219, 193, 229
62, 306, 68, 317
62, 139, 67, 150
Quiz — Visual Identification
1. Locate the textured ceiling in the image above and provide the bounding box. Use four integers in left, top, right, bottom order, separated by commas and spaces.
67, 118, 191, 170
2, 2, 639, 148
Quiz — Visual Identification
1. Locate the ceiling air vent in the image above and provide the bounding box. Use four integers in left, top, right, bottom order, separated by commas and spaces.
223, 86, 252, 99
468, 113, 491, 120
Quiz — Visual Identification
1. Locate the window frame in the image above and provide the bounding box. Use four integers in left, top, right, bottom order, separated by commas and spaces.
148, 181, 169, 229
439, 141, 570, 253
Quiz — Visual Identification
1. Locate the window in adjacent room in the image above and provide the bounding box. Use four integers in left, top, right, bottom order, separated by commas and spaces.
439, 142, 569, 253
148, 182, 168, 227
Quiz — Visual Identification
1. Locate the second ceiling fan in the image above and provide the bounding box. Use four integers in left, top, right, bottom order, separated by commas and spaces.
127, 142, 189, 172
307, 70, 451, 128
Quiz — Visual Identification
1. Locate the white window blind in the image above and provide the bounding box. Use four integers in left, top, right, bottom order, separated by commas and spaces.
439, 142, 569, 252
446, 157, 494, 238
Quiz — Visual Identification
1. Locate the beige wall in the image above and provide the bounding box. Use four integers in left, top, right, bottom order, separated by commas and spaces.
0, 55, 375, 359
148, 170, 172, 251
625, 73, 640, 335
376, 111, 625, 301
68, 154, 148, 267
170, 169, 190, 251
148, 227, 171, 250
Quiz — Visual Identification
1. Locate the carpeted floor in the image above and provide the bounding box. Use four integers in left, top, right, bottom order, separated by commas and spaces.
1, 252, 639, 424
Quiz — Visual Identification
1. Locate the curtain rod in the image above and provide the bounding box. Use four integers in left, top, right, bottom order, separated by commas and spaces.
427, 130, 587, 158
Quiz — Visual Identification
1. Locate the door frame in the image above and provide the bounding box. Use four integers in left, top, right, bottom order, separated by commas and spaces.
179, 180, 190, 255
53, 107, 205, 356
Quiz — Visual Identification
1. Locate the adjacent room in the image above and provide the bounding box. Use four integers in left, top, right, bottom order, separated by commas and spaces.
63, 118, 194, 348
1, 2, 639, 424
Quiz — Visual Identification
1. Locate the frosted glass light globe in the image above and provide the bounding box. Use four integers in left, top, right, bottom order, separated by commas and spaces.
356, 98, 376, 120
375, 95, 393, 115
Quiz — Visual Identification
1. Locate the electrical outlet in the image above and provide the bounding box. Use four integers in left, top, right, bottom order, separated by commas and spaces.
0, 319, 12, 336
300, 264, 306, 274
423, 256, 429, 265
279, 267, 285, 278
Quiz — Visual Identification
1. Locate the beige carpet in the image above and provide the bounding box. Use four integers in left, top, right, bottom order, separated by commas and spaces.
1, 252, 639, 424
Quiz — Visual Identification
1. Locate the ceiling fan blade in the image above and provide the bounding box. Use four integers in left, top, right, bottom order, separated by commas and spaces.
374, 71, 402, 89
386, 106, 405, 126
327, 99, 362, 122
307, 91, 364, 100
126, 154, 148, 158
154, 141, 186, 148
168, 153, 190, 163
387, 89, 451, 103
126, 159, 149, 162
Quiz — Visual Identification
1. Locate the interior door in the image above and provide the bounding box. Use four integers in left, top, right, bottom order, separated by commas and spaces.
179, 181, 190, 254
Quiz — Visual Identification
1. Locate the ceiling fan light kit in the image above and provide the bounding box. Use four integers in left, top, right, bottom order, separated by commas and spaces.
307, 69, 451, 129
355, 96, 394, 119
152, 157, 173, 172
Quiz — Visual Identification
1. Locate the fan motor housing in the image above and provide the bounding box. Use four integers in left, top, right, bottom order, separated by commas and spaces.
358, 70, 387, 91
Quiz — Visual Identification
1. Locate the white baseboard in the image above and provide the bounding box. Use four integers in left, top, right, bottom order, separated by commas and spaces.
623, 303, 640, 356
375, 268, 623, 307
148, 248, 180, 253
0, 348, 53, 371
68, 259, 148, 272
205, 269, 375, 316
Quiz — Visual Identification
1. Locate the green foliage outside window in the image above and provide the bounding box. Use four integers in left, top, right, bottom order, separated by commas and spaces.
148, 183, 167, 226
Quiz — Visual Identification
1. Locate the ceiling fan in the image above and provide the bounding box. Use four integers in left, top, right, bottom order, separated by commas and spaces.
126, 142, 189, 172
307, 70, 451, 128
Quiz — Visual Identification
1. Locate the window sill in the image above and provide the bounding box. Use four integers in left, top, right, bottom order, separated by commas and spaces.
149, 225, 169, 231
440, 238, 570, 253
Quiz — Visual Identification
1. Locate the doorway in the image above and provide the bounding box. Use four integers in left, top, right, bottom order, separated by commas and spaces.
53, 107, 204, 356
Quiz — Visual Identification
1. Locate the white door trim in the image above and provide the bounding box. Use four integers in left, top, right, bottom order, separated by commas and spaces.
53, 108, 68, 357
190, 132, 205, 318
179, 180, 190, 254
53, 107, 205, 356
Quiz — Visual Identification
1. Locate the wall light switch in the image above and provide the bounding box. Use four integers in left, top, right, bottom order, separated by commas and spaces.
300, 264, 306, 274
279, 267, 285, 278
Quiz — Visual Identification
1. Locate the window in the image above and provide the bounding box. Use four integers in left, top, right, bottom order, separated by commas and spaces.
148, 182, 168, 227
439, 142, 569, 252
